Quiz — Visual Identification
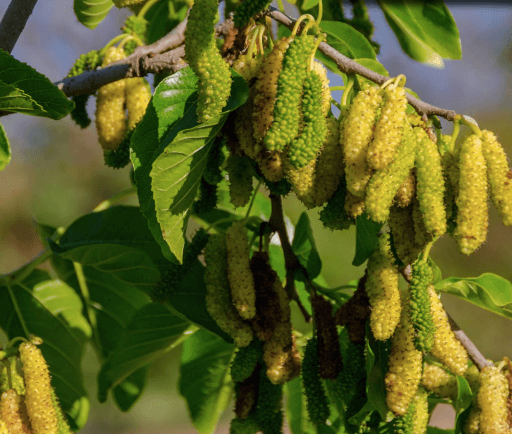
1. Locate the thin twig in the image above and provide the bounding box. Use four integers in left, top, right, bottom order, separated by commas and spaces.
266, 7, 457, 121
0, 0, 38, 53
269, 194, 311, 323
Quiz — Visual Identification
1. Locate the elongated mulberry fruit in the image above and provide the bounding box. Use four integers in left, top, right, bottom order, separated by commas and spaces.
366, 234, 401, 340
428, 286, 468, 376
204, 234, 253, 347
229, 415, 260, 434
454, 134, 488, 255
226, 220, 256, 320
285, 156, 316, 208
301, 338, 330, 425
343, 84, 382, 196
254, 370, 283, 434
367, 85, 408, 170
394, 387, 429, 434
95, 47, 127, 150
414, 128, 447, 238
481, 130, 512, 226
395, 173, 415, 208
234, 0, 272, 27
385, 310, 423, 415
226, 154, 254, 208
125, 77, 151, 130
0, 389, 32, 434
421, 363, 457, 399
388, 205, 420, 265
185, 0, 231, 123
478, 365, 510, 434
231, 340, 263, 383
365, 122, 417, 222
264, 35, 316, 152
19, 342, 58, 434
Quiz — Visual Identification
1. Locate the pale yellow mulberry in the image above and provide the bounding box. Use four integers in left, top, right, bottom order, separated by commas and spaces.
312, 61, 331, 116
421, 363, 457, 399
125, 77, 151, 130
0, 389, 32, 434
394, 173, 415, 208
478, 365, 511, 434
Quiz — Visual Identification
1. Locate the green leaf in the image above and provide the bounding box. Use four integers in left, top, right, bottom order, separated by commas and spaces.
365, 334, 390, 420
131, 68, 249, 262
352, 214, 382, 266
0, 122, 10, 171
428, 257, 443, 285
286, 377, 316, 434
435, 273, 512, 320
98, 303, 192, 402
0, 50, 74, 119
301, 0, 320, 10
292, 212, 322, 280
146, 0, 188, 44
74, 0, 114, 29
0, 79, 43, 114
377, 0, 461, 67
316, 21, 376, 73
0, 271, 91, 430
112, 367, 150, 412
179, 329, 234, 434
454, 376, 472, 423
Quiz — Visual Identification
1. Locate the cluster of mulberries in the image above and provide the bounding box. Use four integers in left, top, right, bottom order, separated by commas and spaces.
0, 340, 72, 434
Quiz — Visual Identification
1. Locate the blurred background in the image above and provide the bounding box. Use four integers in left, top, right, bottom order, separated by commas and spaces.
1, 1, 512, 432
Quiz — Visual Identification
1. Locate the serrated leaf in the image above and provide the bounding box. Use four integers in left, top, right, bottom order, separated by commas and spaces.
0, 122, 10, 171
292, 212, 322, 280
74, 0, 114, 29
179, 329, 234, 434
366, 334, 390, 420
0, 271, 91, 430
377, 0, 461, 68
0, 50, 74, 119
435, 273, 512, 320
286, 377, 316, 434
352, 214, 382, 266
98, 303, 192, 402
132, 68, 249, 262
0, 79, 43, 114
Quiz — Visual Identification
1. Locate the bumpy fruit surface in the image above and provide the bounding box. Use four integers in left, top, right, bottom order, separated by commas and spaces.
103, 129, 132, 169
477, 365, 510, 434
229, 416, 260, 434
95, 47, 127, 151
365, 122, 417, 222
254, 371, 283, 434
233, 0, 272, 27
481, 129, 512, 226
252, 38, 290, 144
428, 286, 468, 376
257, 151, 285, 183
395, 173, 415, 208
421, 363, 457, 399
342, 84, 382, 196
344, 191, 365, 219
185, 0, 231, 123
367, 85, 408, 170
226, 220, 256, 320
454, 134, 488, 255
319, 179, 352, 230
312, 62, 331, 116
385, 310, 423, 415
231, 340, 263, 383
414, 128, 447, 238
407, 260, 436, 352
412, 197, 432, 248
264, 35, 316, 152
226, 155, 254, 208
113, 0, 147, 6
19, 343, 58, 434
125, 77, 151, 130
204, 234, 253, 347
393, 387, 429, 434
0, 389, 32, 434
366, 234, 401, 340
388, 205, 420, 265
236, 93, 260, 159
301, 338, 330, 425
463, 404, 481, 434
287, 70, 327, 169
50, 389, 72, 434
284, 155, 316, 208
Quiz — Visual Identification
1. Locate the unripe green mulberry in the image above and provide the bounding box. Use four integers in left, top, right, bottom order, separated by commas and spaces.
388, 205, 420, 265
226, 220, 256, 320
342, 84, 382, 196
95, 47, 127, 151
204, 234, 253, 347
264, 35, 316, 152
395, 173, 415, 208
365, 122, 417, 222
366, 234, 401, 340
407, 260, 436, 352
252, 38, 291, 144
19, 342, 58, 434
393, 387, 429, 434
477, 365, 510, 434
414, 128, 447, 238
421, 363, 457, 399
412, 197, 432, 249
234, 0, 272, 28
454, 134, 489, 255
229, 416, 260, 434
50, 388, 72, 434
185, 0, 231, 123
385, 310, 423, 415
311, 116, 344, 207
113, 0, 147, 7
125, 77, 151, 130
428, 286, 468, 376
226, 154, 254, 208
481, 130, 512, 226
301, 338, 330, 425
344, 191, 365, 219
287, 70, 328, 169
319, 179, 352, 230
367, 85, 408, 170
463, 403, 481, 434
231, 340, 263, 383
0, 389, 32, 434
104, 128, 132, 169
254, 371, 283, 434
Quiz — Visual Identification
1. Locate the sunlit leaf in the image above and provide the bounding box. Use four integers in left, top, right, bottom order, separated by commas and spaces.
74, 0, 114, 29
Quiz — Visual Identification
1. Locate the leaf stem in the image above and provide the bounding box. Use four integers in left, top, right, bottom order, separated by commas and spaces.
93, 186, 137, 212
138, 0, 160, 19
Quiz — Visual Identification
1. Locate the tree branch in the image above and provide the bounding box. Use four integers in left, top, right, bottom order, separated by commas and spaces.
266, 7, 458, 122
0, 0, 38, 53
